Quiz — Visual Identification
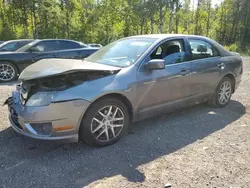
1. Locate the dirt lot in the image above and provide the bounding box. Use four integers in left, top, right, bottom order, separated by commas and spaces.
0, 58, 249, 188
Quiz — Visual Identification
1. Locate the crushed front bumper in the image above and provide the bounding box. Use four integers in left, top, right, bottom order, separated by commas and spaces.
6, 90, 90, 142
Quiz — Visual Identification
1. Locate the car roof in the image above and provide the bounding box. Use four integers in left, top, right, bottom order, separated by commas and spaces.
4, 39, 34, 43
127, 34, 210, 40
37, 39, 80, 43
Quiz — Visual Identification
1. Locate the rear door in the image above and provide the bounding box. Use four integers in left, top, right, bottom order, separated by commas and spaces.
187, 37, 222, 98
55, 41, 83, 59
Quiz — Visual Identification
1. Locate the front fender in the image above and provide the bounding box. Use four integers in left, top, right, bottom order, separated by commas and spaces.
52, 68, 137, 105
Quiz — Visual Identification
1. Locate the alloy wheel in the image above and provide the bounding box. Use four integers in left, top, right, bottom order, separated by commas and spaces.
0, 64, 15, 81
218, 81, 232, 105
91, 105, 124, 142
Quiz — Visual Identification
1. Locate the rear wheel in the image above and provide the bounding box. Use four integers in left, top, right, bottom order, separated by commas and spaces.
0, 62, 18, 82
79, 98, 129, 147
208, 77, 233, 107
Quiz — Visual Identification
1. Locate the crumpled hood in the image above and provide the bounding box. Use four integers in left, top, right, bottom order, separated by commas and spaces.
19, 58, 122, 81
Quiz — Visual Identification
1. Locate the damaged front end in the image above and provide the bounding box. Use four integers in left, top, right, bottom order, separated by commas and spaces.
4, 58, 122, 141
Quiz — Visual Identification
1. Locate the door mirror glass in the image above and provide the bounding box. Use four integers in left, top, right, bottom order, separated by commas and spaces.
145, 59, 165, 70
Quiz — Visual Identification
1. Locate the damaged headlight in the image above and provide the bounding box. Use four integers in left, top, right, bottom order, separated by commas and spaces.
26, 92, 54, 107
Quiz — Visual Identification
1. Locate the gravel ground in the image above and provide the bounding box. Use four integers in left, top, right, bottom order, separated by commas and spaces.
0, 58, 249, 188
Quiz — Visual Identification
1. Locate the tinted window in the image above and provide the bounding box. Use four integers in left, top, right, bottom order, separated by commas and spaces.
150, 39, 186, 65
16, 40, 40, 52
58, 41, 81, 50
0, 42, 19, 51
188, 39, 220, 60
18, 41, 32, 48
33, 41, 61, 52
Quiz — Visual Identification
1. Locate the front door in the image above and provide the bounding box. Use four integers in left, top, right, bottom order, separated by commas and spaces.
135, 38, 194, 119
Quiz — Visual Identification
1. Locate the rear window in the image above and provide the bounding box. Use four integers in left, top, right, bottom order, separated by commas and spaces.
188, 39, 220, 60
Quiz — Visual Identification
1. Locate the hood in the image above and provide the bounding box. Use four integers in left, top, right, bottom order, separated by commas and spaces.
230, 52, 241, 56
19, 58, 122, 81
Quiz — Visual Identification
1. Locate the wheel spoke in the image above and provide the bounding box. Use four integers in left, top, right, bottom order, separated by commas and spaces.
219, 95, 224, 104
93, 118, 102, 124
222, 84, 225, 91
98, 111, 106, 118
222, 98, 226, 104
112, 107, 118, 118
112, 124, 123, 128
112, 117, 124, 121
110, 126, 115, 137
225, 92, 231, 98
92, 123, 104, 133
224, 94, 229, 102
96, 129, 106, 139
105, 128, 109, 141
107, 106, 112, 116
225, 86, 231, 91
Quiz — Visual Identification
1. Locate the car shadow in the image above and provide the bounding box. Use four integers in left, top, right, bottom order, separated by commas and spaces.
0, 100, 246, 187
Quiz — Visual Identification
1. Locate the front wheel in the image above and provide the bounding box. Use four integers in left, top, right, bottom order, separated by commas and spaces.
208, 77, 233, 107
0, 62, 18, 82
79, 98, 129, 147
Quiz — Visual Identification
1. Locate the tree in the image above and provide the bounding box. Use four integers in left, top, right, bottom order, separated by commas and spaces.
0, 0, 249, 54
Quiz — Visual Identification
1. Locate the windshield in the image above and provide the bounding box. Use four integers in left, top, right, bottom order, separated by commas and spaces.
16, 40, 40, 52
86, 38, 157, 67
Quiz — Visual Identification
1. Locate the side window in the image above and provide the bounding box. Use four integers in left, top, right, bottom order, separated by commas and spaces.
58, 41, 81, 50
1, 42, 18, 51
33, 41, 61, 52
150, 39, 186, 65
188, 39, 220, 60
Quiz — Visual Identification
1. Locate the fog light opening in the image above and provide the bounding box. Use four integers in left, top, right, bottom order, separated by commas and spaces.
30, 122, 52, 136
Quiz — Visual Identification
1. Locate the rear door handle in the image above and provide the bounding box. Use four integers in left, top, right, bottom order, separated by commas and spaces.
217, 63, 225, 68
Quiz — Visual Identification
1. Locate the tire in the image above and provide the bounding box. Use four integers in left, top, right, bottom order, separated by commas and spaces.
208, 77, 233, 107
0, 62, 18, 82
79, 98, 129, 147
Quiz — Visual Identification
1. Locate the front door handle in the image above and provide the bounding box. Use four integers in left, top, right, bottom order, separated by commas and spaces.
179, 69, 190, 76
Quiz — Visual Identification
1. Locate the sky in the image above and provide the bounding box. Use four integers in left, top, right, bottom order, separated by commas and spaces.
191, 0, 224, 8
211, 0, 223, 6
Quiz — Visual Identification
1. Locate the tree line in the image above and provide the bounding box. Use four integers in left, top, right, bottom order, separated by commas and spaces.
0, 0, 249, 53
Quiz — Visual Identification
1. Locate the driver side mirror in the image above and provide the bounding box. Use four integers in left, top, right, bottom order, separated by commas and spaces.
145, 59, 165, 70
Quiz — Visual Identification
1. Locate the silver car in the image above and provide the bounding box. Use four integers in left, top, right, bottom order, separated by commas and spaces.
5, 34, 243, 147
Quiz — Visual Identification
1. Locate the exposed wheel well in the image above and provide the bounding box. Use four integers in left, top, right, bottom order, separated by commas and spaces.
91, 93, 134, 123
223, 74, 236, 93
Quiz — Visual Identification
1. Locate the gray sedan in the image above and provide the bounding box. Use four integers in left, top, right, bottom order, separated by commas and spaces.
5, 34, 243, 147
